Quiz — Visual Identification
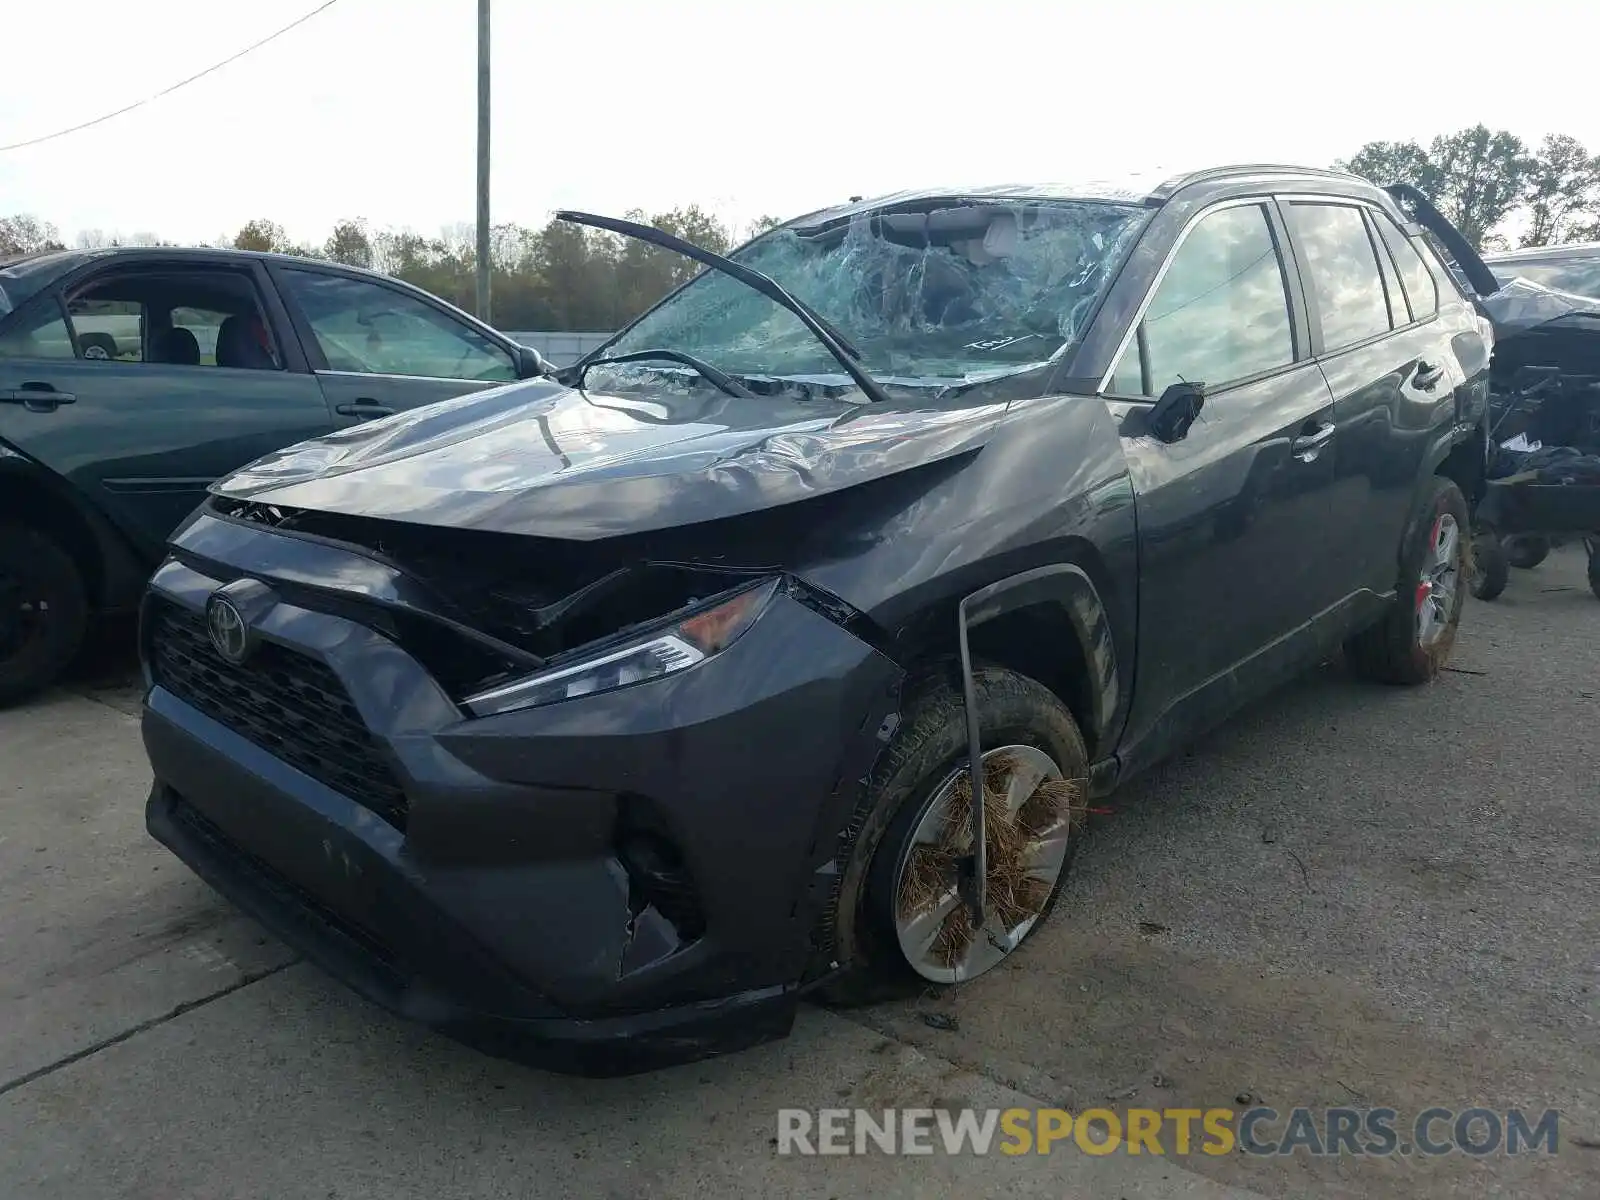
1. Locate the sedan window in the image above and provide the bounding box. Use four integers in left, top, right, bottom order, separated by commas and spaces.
0, 302, 76, 360
279, 270, 516, 383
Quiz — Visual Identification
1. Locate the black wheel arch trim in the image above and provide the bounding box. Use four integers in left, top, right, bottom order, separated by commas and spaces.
955, 562, 1122, 755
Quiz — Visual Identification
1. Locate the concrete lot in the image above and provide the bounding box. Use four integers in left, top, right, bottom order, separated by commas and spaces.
2, 550, 1597, 1199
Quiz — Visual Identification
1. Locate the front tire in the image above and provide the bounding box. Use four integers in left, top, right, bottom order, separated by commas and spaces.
0, 524, 89, 707
819, 665, 1089, 1006
1346, 476, 1470, 685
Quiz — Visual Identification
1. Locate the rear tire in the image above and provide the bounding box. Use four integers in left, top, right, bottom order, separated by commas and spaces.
1505, 535, 1550, 570
0, 524, 89, 707
1346, 476, 1470, 685
818, 665, 1089, 1007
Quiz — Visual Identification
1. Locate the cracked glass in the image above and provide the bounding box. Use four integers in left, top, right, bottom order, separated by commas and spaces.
593, 200, 1150, 396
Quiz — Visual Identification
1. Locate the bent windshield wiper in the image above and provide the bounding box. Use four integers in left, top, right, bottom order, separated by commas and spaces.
560, 348, 755, 398
555, 210, 891, 405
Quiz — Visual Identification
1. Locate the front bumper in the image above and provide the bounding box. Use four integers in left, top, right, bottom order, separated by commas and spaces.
141, 514, 901, 1075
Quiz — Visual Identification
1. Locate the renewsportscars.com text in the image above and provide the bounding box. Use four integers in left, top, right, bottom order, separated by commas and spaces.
775, 1106, 1562, 1157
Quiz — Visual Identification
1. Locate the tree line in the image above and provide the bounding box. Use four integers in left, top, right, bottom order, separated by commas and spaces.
2, 206, 784, 333
5, 124, 1599, 331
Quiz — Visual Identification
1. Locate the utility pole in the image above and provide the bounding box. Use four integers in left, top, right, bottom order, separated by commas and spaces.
475, 0, 492, 323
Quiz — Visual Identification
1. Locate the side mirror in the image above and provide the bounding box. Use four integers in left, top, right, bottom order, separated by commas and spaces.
1148, 381, 1206, 443
514, 344, 556, 379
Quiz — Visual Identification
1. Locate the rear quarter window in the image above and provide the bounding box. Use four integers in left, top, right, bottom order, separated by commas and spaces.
1372, 212, 1439, 319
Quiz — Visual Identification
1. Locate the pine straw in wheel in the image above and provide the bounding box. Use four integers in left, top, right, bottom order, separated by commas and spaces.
897, 753, 1086, 967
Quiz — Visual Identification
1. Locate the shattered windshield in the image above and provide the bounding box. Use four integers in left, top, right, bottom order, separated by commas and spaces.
1488, 256, 1600, 300
592, 200, 1149, 394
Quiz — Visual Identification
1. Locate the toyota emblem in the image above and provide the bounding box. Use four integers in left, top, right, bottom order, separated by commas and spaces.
205, 594, 252, 665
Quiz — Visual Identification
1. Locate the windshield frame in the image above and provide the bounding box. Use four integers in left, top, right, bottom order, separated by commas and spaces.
576, 195, 1154, 400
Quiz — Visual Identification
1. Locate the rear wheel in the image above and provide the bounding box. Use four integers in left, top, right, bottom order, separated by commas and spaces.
0, 524, 89, 707
1346, 476, 1470, 684
819, 666, 1089, 1005
1505, 535, 1550, 570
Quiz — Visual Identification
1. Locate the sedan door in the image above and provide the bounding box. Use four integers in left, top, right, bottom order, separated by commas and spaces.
1105, 199, 1344, 767
267, 265, 524, 426
0, 257, 334, 554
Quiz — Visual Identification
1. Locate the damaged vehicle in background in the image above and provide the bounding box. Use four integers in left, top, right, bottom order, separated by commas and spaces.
140, 165, 1492, 1075
1393, 191, 1600, 597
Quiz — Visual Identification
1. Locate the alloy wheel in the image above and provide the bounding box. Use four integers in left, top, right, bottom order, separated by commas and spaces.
893, 744, 1079, 984
1417, 512, 1461, 647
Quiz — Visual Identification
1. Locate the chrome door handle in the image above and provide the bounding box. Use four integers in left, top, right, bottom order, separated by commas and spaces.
1414, 361, 1446, 390
1291, 421, 1335, 462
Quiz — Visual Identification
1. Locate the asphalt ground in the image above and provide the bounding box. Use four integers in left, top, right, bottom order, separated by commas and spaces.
2, 548, 1596, 1199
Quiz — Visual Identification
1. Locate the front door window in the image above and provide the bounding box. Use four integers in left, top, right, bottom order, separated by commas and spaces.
279, 269, 516, 382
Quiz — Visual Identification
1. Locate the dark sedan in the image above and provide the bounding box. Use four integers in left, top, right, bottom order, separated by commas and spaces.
0, 247, 551, 703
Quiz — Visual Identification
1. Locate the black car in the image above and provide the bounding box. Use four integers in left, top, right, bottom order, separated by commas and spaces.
139, 165, 1494, 1075
0, 246, 552, 704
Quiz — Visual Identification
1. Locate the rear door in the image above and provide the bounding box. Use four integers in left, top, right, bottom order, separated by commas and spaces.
267, 264, 520, 426
0, 257, 334, 553
1108, 198, 1343, 753
1279, 198, 1481, 601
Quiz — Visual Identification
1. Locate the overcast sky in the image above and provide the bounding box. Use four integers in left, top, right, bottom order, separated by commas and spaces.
2, 0, 1595, 247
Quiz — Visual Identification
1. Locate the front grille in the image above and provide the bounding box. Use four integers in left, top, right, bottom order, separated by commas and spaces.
149, 599, 410, 830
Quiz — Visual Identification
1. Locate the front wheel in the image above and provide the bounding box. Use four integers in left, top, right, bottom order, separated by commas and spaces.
819, 666, 1089, 1005
1346, 476, 1471, 685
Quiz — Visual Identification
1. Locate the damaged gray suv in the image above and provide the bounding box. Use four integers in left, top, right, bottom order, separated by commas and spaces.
141, 165, 1493, 1074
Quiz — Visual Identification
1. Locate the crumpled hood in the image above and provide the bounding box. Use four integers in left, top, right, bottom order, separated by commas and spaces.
213, 378, 1009, 540
1480, 276, 1600, 339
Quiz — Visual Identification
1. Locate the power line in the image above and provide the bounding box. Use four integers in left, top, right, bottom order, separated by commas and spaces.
0, 1, 343, 154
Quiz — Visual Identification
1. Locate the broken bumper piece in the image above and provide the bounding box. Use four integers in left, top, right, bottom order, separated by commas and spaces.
139, 532, 900, 1076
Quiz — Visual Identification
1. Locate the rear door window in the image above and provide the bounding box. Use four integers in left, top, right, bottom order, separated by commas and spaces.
1108, 203, 1296, 396
60, 267, 283, 370
1285, 202, 1393, 352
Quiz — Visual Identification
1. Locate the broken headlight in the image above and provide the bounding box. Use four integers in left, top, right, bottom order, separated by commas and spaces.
463, 579, 779, 717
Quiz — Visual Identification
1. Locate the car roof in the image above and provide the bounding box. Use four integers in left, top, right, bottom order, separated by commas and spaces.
15, 243, 393, 278
1483, 241, 1600, 263
785, 164, 1392, 229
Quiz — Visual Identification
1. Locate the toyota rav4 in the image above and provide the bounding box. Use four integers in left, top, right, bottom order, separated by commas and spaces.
139, 164, 1494, 1075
